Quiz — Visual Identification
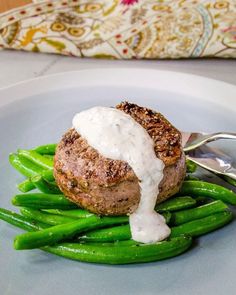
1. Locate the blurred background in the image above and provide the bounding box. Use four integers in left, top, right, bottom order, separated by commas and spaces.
0, 0, 236, 87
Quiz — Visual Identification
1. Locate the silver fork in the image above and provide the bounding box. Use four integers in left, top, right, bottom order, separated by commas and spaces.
183, 132, 236, 152
187, 145, 236, 180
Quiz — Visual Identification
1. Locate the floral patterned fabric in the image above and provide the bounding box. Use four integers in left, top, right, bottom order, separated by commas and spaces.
0, 0, 236, 59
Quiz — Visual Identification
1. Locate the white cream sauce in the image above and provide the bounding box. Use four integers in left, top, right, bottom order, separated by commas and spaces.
72, 107, 171, 243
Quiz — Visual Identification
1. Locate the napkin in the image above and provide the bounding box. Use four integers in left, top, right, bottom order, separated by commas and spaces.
0, 0, 236, 59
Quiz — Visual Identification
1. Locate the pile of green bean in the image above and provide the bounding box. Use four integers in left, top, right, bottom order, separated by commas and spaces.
0, 145, 235, 264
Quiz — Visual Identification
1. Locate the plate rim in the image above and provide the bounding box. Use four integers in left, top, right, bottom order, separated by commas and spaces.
0, 67, 236, 294
0, 68, 236, 110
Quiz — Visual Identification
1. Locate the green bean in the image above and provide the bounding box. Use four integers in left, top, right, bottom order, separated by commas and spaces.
50, 240, 139, 247
20, 208, 76, 226
0, 208, 191, 264
43, 155, 54, 161
9, 153, 54, 184
156, 196, 196, 212
0, 208, 48, 232
223, 175, 236, 187
18, 149, 53, 170
18, 179, 35, 193
33, 144, 57, 155
113, 240, 138, 246
17, 174, 56, 193
179, 181, 236, 205
12, 193, 78, 209
80, 224, 131, 242
14, 215, 129, 250
3, 207, 231, 254
186, 159, 197, 173
50, 208, 171, 222
171, 200, 228, 226
10, 152, 54, 188
80, 209, 233, 243
184, 175, 200, 181
171, 211, 233, 238
161, 212, 172, 224
31, 175, 60, 194
44, 208, 94, 218
195, 196, 213, 206
79, 212, 171, 243
9, 153, 45, 178
41, 170, 55, 182
44, 236, 192, 264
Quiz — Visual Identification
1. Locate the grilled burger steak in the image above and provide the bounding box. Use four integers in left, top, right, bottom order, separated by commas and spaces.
54, 102, 186, 215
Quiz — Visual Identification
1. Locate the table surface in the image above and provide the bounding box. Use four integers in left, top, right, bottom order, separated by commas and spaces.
0, 50, 236, 88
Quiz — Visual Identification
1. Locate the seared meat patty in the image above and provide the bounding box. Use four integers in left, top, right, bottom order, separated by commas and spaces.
54, 102, 186, 215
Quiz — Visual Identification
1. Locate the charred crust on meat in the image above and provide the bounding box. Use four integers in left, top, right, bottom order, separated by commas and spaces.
116, 102, 182, 166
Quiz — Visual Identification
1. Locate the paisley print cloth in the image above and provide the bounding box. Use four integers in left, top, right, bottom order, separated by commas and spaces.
0, 0, 236, 59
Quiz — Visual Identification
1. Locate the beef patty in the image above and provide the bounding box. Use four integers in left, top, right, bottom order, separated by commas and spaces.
54, 102, 186, 215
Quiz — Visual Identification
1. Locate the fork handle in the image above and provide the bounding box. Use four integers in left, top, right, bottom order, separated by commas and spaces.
226, 168, 236, 181
211, 132, 236, 141
184, 132, 236, 152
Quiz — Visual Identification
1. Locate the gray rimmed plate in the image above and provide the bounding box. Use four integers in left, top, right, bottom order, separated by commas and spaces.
0, 69, 236, 295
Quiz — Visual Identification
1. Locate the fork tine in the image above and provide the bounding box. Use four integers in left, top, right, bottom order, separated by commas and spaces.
183, 132, 236, 152
187, 145, 236, 181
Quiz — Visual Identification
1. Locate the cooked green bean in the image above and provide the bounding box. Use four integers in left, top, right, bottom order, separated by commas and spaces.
161, 212, 172, 224
9, 153, 54, 186
14, 215, 129, 250
156, 196, 196, 212
184, 175, 200, 181
18, 149, 53, 170
0, 208, 48, 231
195, 196, 213, 205
171, 211, 233, 238
0, 208, 191, 264
171, 200, 228, 226
18, 179, 35, 193
6, 144, 236, 264
41, 170, 55, 182
10, 151, 55, 193
186, 160, 197, 173
179, 181, 236, 205
43, 209, 171, 223
223, 176, 236, 187
79, 212, 171, 243
20, 208, 76, 226
33, 144, 57, 155
113, 240, 138, 246
9, 153, 45, 178
17, 173, 56, 193
42, 155, 54, 161
12, 193, 78, 209
31, 175, 60, 194
80, 224, 131, 242
44, 208, 94, 218
80, 209, 233, 243
44, 236, 192, 264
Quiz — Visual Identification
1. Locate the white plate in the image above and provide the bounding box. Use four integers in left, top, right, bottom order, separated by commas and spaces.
0, 68, 236, 295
